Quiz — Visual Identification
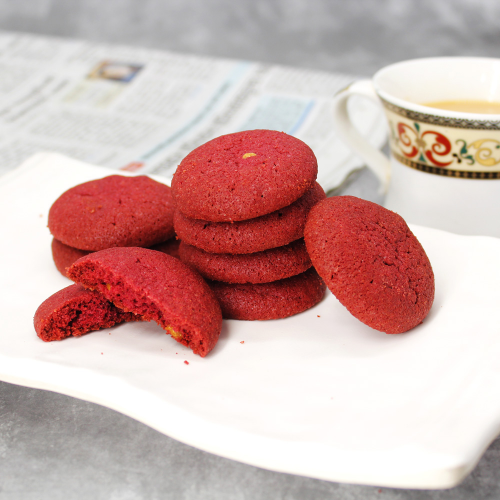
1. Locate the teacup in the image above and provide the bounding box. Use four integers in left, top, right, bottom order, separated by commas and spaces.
332, 57, 500, 238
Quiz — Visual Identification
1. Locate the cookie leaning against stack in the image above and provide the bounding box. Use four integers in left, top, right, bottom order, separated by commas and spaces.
304, 196, 435, 334
172, 129, 326, 320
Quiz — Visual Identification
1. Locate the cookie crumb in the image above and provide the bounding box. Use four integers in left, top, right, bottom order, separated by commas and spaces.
184, 360, 189, 365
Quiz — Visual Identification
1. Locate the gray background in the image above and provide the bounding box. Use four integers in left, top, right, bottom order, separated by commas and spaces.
2, 0, 500, 76
1, 0, 500, 499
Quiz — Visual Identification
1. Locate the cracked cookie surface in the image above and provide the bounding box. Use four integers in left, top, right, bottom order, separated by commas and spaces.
304, 196, 435, 333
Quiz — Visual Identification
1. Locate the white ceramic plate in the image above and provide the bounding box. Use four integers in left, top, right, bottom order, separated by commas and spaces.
2, 153, 500, 490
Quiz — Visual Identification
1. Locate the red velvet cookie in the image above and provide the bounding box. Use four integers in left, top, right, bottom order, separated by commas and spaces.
304, 196, 435, 334
174, 182, 325, 254
52, 238, 91, 277
52, 237, 181, 278
179, 239, 311, 284
67, 247, 222, 357
171, 130, 318, 222
34, 284, 139, 342
208, 268, 326, 320
49, 175, 175, 251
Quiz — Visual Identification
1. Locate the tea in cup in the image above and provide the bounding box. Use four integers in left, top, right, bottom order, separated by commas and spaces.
332, 57, 500, 238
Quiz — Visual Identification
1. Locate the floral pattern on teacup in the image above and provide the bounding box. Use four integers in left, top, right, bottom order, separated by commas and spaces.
381, 98, 500, 178
390, 120, 500, 169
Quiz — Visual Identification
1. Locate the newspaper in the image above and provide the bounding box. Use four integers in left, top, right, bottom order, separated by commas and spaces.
0, 31, 386, 191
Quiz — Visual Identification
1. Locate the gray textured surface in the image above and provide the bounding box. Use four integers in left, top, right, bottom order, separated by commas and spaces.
1, 1, 500, 498
2, 0, 500, 76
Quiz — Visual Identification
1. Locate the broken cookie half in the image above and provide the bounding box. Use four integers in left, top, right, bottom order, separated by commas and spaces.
34, 284, 140, 342
67, 247, 222, 357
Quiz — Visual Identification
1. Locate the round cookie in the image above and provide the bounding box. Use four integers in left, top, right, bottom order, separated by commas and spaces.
304, 196, 435, 334
174, 182, 325, 254
171, 130, 318, 222
49, 175, 175, 251
52, 238, 91, 277
52, 236, 181, 278
67, 247, 222, 357
208, 268, 326, 320
34, 284, 139, 342
179, 239, 312, 284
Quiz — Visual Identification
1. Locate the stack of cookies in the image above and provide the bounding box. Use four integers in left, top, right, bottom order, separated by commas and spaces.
48, 175, 179, 276
171, 129, 327, 320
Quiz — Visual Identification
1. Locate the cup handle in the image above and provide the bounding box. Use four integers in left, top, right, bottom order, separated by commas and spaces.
332, 79, 390, 194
